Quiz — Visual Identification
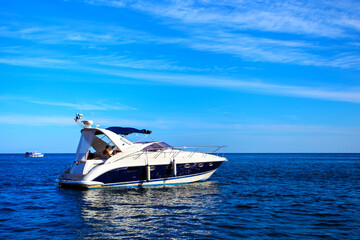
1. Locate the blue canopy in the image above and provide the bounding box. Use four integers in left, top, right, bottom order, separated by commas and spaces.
106, 127, 152, 135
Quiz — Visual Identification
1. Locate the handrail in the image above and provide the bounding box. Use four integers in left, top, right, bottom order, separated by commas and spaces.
152, 145, 227, 159
173, 145, 226, 149
111, 145, 227, 163
174, 145, 227, 155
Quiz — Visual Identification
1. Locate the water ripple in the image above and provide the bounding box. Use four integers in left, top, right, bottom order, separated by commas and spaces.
0, 153, 359, 239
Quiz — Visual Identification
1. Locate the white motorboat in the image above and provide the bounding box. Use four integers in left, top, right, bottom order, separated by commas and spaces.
58, 114, 227, 189
24, 151, 44, 157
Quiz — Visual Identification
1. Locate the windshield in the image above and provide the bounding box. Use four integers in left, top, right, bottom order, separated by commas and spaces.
75, 130, 118, 161
142, 142, 173, 152
75, 130, 96, 161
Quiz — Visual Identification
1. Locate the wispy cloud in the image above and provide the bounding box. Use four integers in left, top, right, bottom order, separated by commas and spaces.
183, 122, 360, 135
30, 100, 136, 111
0, 95, 136, 111
1, 14, 359, 69
0, 57, 73, 68
84, 68, 360, 104
0, 114, 74, 126
0, 1, 359, 104
81, 0, 360, 68
89, 55, 204, 71
0, 47, 359, 104
87, 0, 360, 38
0, 44, 206, 72
0, 113, 358, 137
2, 38, 359, 70
181, 31, 322, 67
0, 114, 169, 128
0, 24, 151, 45
90, 117, 173, 129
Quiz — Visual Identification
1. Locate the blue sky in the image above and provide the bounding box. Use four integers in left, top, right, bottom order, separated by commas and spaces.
0, 0, 359, 153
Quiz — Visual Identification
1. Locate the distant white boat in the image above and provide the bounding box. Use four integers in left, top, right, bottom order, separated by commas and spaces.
24, 151, 44, 157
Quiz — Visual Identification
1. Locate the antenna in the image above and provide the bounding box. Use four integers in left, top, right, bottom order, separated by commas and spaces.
74, 113, 85, 128
74, 113, 95, 128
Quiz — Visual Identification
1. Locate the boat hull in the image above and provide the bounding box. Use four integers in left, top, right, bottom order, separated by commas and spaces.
59, 169, 218, 189
24, 154, 44, 157
59, 161, 223, 189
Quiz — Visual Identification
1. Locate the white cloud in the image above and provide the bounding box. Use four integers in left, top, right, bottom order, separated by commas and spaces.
91, 55, 202, 71
0, 49, 359, 104
0, 114, 170, 130
182, 31, 322, 66
0, 115, 74, 126
29, 100, 136, 111
0, 113, 358, 137
90, 117, 173, 129
0, 95, 136, 111
1, 11, 360, 69
2, 38, 359, 70
85, 0, 360, 38
183, 122, 360, 135
0, 24, 150, 45
85, 68, 360, 104
0, 57, 72, 68
79, 0, 360, 68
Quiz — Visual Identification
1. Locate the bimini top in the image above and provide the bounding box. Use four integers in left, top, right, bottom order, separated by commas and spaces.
106, 127, 152, 135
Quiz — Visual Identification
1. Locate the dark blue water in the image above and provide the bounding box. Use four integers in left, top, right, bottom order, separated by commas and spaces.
0, 153, 359, 239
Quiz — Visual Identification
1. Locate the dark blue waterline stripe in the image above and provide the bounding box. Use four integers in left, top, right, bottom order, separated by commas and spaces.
100, 169, 215, 187
94, 161, 223, 184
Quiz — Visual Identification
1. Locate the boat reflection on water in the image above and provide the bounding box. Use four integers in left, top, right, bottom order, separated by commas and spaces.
77, 182, 221, 239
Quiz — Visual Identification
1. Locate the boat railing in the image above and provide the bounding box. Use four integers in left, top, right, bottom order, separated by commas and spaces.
130, 145, 227, 160
173, 145, 227, 158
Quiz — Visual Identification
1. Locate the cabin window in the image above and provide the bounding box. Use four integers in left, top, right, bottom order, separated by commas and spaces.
150, 166, 156, 171
209, 162, 213, 167
185, 163, 191, 168
198, 163, 204, 167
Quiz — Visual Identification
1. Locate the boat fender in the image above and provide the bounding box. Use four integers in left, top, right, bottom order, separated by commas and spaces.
172, 159, 177, 176
146, 164, 151, 182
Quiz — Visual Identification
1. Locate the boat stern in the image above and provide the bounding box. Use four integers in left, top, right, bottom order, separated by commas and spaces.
58, 179, 104, 189
58, 159, 105, 189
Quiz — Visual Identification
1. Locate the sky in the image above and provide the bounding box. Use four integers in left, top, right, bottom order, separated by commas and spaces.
0, 0, 359, 153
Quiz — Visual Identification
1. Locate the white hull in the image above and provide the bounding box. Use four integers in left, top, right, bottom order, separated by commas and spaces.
25, 152, 44, 157
58, 118, 227, 190
60, 169, 217, 189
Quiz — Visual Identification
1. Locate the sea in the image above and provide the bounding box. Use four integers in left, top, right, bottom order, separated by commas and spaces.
0, 153, 359, 239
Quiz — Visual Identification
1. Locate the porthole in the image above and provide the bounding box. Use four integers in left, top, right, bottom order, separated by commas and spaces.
209, 162, 213, 167
185, 163, 191, 168
150, 166, 156, 171
198, 163, 204, 167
